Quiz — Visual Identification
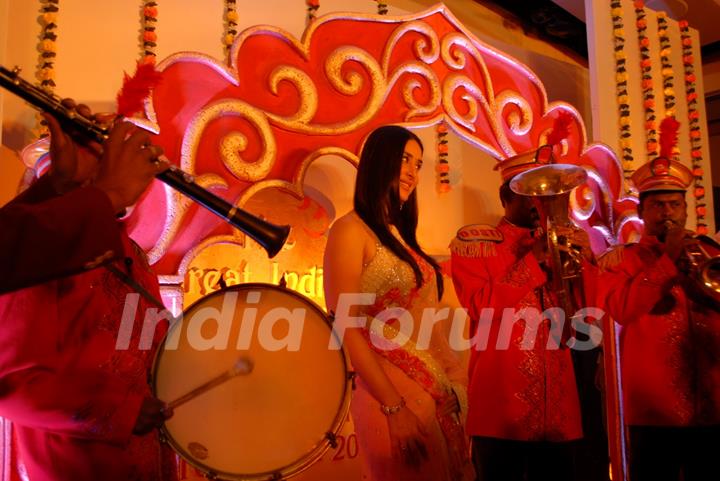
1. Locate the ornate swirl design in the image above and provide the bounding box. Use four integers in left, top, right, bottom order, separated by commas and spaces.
126, 4, 637, 274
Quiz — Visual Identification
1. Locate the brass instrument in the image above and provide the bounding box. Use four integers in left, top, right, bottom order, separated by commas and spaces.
0, 65, 289, 258
509, 163, 589, 326
665, 220, 720, 305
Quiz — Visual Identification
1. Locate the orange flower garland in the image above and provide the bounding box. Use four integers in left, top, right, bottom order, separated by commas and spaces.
224, 0, 238, 61
33, 0, 60, 138
376, 0, 388, 15
37, 0, 59, 92
436, 123, 450, 193
656, 12, 675, 116
634, 1, 658, 156
610, 0, 634, 181
306, 0, 319, 26
141, 1, 158, 65
678, 20, 707, 234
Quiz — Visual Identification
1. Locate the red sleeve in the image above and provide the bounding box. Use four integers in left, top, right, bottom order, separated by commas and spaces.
0, 184, 123, 293
597, 249, 678, 324
0, 283, 144, 444
0, 368, 144, 445
451, 249, 547, 321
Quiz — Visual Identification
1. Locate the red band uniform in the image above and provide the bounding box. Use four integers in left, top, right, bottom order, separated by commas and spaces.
598, 154, 720, 481
0, 177, 175, 481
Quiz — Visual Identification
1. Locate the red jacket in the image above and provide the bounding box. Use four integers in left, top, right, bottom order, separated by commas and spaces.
450, 219, 583, 441
0, 204, 174, 480
598, 234, 720, 426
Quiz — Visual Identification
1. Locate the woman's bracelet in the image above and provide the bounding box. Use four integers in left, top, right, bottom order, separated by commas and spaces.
380, 397, 406, 415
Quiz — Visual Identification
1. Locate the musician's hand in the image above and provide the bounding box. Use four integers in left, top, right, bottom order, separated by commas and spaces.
132, 396, 173, 436
563, 226, 595, 262
44, 111, 99, 196
387, 406, 429, 470
93, 121, 167, 213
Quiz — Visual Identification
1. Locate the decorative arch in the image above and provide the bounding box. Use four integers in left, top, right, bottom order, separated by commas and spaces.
126, 3, 641, 276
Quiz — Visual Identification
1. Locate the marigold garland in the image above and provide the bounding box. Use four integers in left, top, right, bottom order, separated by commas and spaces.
678, 20, 707, 235
634, 1, 658, 156
376, 0, 388, 15
33, 0, 60, 139
436, 122, 450, 193
306, 0, 319, 26
141, 1, 158, 65
37, 0, 58, 92
610, 0, 634, 181
656, 13, 676, 117
223, 0, 238, 61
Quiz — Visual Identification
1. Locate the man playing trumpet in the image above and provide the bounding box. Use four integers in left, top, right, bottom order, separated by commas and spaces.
450, 129, 606, 481
598, 121, 720, 481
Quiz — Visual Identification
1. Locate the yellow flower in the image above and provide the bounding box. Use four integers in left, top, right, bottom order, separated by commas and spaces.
657, 11, 667, 19
227, 11, 239, 22
658, 29, 667, 37
42, 12, 57, 24
660, 48, 671, 57
663, 88, 675, 96
615, 50, 627, 60
41, 39, 56, 52
661, 68, 673, 76
37, 68, 55, 81
224, 33, 235, 46
620, 116, 631, 126
665, 108, 676, 117
612, 8, 623, 16
616, 72, 628, 83
614, 28, 625, 37
618, 95, 629, 104
620, 139, 632, 149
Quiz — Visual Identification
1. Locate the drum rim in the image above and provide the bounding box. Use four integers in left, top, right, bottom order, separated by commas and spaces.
151, 282, 353, 480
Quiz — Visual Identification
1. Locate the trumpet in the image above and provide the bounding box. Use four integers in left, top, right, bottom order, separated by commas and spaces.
665, 220, 720, 305
0, 65, 290, 258
510, 163, 589, 327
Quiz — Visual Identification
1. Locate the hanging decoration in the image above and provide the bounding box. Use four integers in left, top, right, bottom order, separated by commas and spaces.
223, 0, 238, 62
436, 122, 450, 193
634, 0, 658, 157
610, 0, 634, 182
306, 0, 320, 26
33, 0, 60, 139
141, 1, 158, 65
678, 20, 707, 235
376, 0, 388, 15
656, 12, 676, 117
37, 0, 59, 92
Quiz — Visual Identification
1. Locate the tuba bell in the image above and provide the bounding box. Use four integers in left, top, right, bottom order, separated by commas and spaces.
509, 163, 589, 325
676, 230, 720, 306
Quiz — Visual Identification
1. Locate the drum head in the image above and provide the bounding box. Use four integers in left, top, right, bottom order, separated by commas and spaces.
153, 284, 351, 480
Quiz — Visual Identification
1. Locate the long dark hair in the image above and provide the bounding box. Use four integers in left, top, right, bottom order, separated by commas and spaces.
354, 125, 444, 299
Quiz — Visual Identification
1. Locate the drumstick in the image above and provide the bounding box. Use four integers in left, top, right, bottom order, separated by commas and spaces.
165, 357, 254, 410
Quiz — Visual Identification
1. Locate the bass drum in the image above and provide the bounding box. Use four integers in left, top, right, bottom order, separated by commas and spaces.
152, 283, 353, 480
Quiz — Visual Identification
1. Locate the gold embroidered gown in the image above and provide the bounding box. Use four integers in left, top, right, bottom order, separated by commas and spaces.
351, 238, 473, 481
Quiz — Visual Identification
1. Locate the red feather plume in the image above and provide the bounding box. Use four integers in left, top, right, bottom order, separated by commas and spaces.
116, 62, 163, 117
546, 111, 573, 146
659, 116, 680, 159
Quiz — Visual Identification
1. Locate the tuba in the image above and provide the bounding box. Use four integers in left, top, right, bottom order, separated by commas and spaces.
510, 163, 589, 326
673, 225, 720, 306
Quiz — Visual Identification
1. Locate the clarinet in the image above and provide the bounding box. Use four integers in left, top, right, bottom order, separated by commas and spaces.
0, 66, 289, 258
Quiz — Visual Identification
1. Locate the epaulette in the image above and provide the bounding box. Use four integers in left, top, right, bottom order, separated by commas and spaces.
449, 224, 503, 257
597, 244, 630, 270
